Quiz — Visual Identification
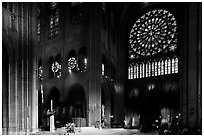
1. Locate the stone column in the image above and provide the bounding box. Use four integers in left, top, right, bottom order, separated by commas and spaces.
28, 3, 38, 133
180, 3, 202, 129
88, 3, 101, 127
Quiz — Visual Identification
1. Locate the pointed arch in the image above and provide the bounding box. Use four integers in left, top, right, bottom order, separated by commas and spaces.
78, 47, 87, 72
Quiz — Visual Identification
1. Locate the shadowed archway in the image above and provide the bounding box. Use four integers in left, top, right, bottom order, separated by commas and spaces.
67, 83, 86, 127
101, 82, 115, 128
48, 87, 61, 108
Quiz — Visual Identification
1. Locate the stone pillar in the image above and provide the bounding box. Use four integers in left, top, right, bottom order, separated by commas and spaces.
180, 3, 202, 129
88, 3, 101, 127
29, 3, 39, 133
8, 53, 18, 135
113, 21, 125, 127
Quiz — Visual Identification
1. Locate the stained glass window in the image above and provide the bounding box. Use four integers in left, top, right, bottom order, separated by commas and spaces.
68, 57, 77, 71
146, 62, 149, 77
37, 6, 41, 42
136, 64, 139, 78
71, 10, 83, 25
148, 61, 151, 77
54, 9, 59, 34
129, 9, 177, 59
131, 65, 134, 79
84, 58, 87, 69
38, 59, 43, 81
165, 59, 168, 74
39, 66, 43, 80
158, 61, 161, 76
161, 60, 164, 75
51, 61, 61, 78
128, 9, 178, 79
37, 19, 40, 41
172, 58, 175, 73
174, 56, 178, 73
78, 47, 87, 72
152, 61, 155, 76
49, 55, 61, 78
155, 61, 158, 76
139, 63, 143, 78
167, 58, 171, 74
128, 65, 131, 79
133, 64, 137, 79
102, 64, 105, 76
49, 2, 59, 38
142, 63, 145, 78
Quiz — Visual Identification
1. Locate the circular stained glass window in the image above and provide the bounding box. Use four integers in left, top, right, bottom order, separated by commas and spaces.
52, 62, 60, 72
129, 9, 178, 59
68, 57, 77, 70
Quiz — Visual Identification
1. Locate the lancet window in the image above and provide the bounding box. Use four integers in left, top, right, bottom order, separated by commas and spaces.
49, 2, 59, 38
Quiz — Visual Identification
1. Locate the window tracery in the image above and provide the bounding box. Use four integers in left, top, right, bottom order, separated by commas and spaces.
49, 54, 61, 78
68, 57, 77, 71
128, 9, 179, 80
51, 61, 61, 78
37, 18, 40, 41
49, 2, 59, 38
129, 9, 177, 59
38, 60, 43, 81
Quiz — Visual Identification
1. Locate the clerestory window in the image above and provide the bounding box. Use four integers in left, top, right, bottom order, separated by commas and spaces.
49, 2, 59, 38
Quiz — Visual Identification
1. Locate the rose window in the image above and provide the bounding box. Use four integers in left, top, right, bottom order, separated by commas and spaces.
129, 9, 178, 59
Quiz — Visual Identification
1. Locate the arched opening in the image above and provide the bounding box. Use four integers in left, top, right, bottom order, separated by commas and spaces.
2, 44, 9, 134
67, 83, 86, 127
54, 54, 61, 78
101, 82, 115, 128
78, 47, 87, 72
47, 87, 60, 110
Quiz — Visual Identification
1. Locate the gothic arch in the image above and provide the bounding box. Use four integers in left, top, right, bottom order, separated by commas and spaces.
78, 47, 87, 72
67, 83, 86, 118
47, 87, 61, 108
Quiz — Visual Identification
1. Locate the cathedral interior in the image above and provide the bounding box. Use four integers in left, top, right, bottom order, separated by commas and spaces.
2, 2, 202, 135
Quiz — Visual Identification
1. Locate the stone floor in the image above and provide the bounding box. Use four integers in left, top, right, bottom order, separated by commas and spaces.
31, 127, 158, 135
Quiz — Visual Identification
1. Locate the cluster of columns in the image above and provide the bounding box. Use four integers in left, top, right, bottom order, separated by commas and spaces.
2, 3, 39, 134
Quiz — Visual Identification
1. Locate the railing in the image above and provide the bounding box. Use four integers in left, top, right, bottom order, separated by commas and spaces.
2, 7, 17, 39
